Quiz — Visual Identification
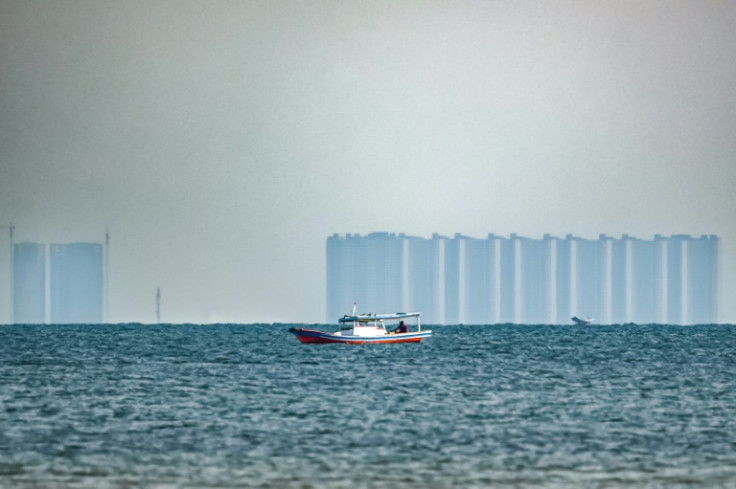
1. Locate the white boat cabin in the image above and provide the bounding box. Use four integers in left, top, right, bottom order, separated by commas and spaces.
337, 312, 422, 337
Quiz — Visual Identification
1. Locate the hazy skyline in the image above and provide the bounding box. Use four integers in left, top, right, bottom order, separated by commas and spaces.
1, 1, 735, 324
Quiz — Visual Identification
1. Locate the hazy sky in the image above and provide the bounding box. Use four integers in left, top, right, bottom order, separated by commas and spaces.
1, 0, 735, 324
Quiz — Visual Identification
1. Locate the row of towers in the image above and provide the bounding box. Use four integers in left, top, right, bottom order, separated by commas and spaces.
326, 233, 719, 325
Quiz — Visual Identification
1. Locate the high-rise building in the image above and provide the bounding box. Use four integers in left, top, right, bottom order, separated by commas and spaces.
609, 236, 628, 324
13, 242, 46, 324
444, 235, 462, 324
687, 235, 718, 324
628, 236, 667, 324
555, 235, 573, 324
326, 233, 355, 320
573, 235, 608, 323
498, 235, 517, 324
50, 242, 103, 324
406, 234, 444, 324
462, 236, 494, 324
667, 235, 688, 324
485, 234, 502, 324
367, 232, 403, 315
518, 235, 554, 324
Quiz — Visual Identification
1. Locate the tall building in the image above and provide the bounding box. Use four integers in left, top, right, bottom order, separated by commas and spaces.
628, 236, 666, 324
326, 233, 358, 320
50, 242, 103, 324
573, 236, 608, 323
666, 235, 688, 325
518, 235, 554, 324
366, 233, 403, 315
485, 234, 502, 324
687, 235, 718, 324
609, 236, 628, 324
498, 235, 517, 323
406, 234, 444, 324
555, 235, 573, 324
462, 236, 494, 324
443, 235, 462, 324
13, 242, 46, 324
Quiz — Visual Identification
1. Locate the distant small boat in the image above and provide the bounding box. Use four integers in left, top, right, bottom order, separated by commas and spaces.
289, 311, 431, 344
571, 316, 593, 325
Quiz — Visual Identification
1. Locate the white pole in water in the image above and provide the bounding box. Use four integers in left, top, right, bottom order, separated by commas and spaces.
105, 231, 109, 323
156, 287, 161, 323
1, 223, 15, 324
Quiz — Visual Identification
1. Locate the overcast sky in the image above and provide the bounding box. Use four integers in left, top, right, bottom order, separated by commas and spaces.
1, 0, 734, 324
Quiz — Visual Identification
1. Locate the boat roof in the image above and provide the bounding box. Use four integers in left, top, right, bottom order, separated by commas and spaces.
339, 312, 421, 323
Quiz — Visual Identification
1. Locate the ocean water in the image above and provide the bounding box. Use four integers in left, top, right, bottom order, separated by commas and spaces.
1, 324, 735, 489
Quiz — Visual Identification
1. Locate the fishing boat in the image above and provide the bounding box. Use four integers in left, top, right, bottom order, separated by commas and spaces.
289, 311, 431, 344
571, 316, 594, 325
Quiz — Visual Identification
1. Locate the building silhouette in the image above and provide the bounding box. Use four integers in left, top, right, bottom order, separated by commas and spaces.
462, 235, 494, 324
555, 235, 573, 324
50, 242, 103, 324
498, 235, 516, 323
443, 235, 461, 324
609, 236, 628, 324
518, 235, 554, 324
666, 235, 687, 324
575, 236, 606, 324
13, 242, 46, 324
687, 235, 718, 325
326, 232, 719, 325
406, 234, 443, 324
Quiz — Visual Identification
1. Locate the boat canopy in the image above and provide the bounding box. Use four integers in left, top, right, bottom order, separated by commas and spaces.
339, 312, 421, 323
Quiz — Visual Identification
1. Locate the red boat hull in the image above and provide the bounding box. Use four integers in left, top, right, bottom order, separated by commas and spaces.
289, 328, 429, 344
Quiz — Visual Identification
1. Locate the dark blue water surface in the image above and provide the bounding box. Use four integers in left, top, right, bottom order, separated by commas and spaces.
1, 324, 736, 488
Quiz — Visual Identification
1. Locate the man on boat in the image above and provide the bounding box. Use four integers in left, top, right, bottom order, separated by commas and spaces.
390, 321, 408, 334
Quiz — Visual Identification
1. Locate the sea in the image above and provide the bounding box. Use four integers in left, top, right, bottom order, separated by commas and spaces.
1, 324, 735, 489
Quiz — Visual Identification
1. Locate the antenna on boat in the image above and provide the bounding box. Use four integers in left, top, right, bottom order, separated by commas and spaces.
352, 302, 357, 316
